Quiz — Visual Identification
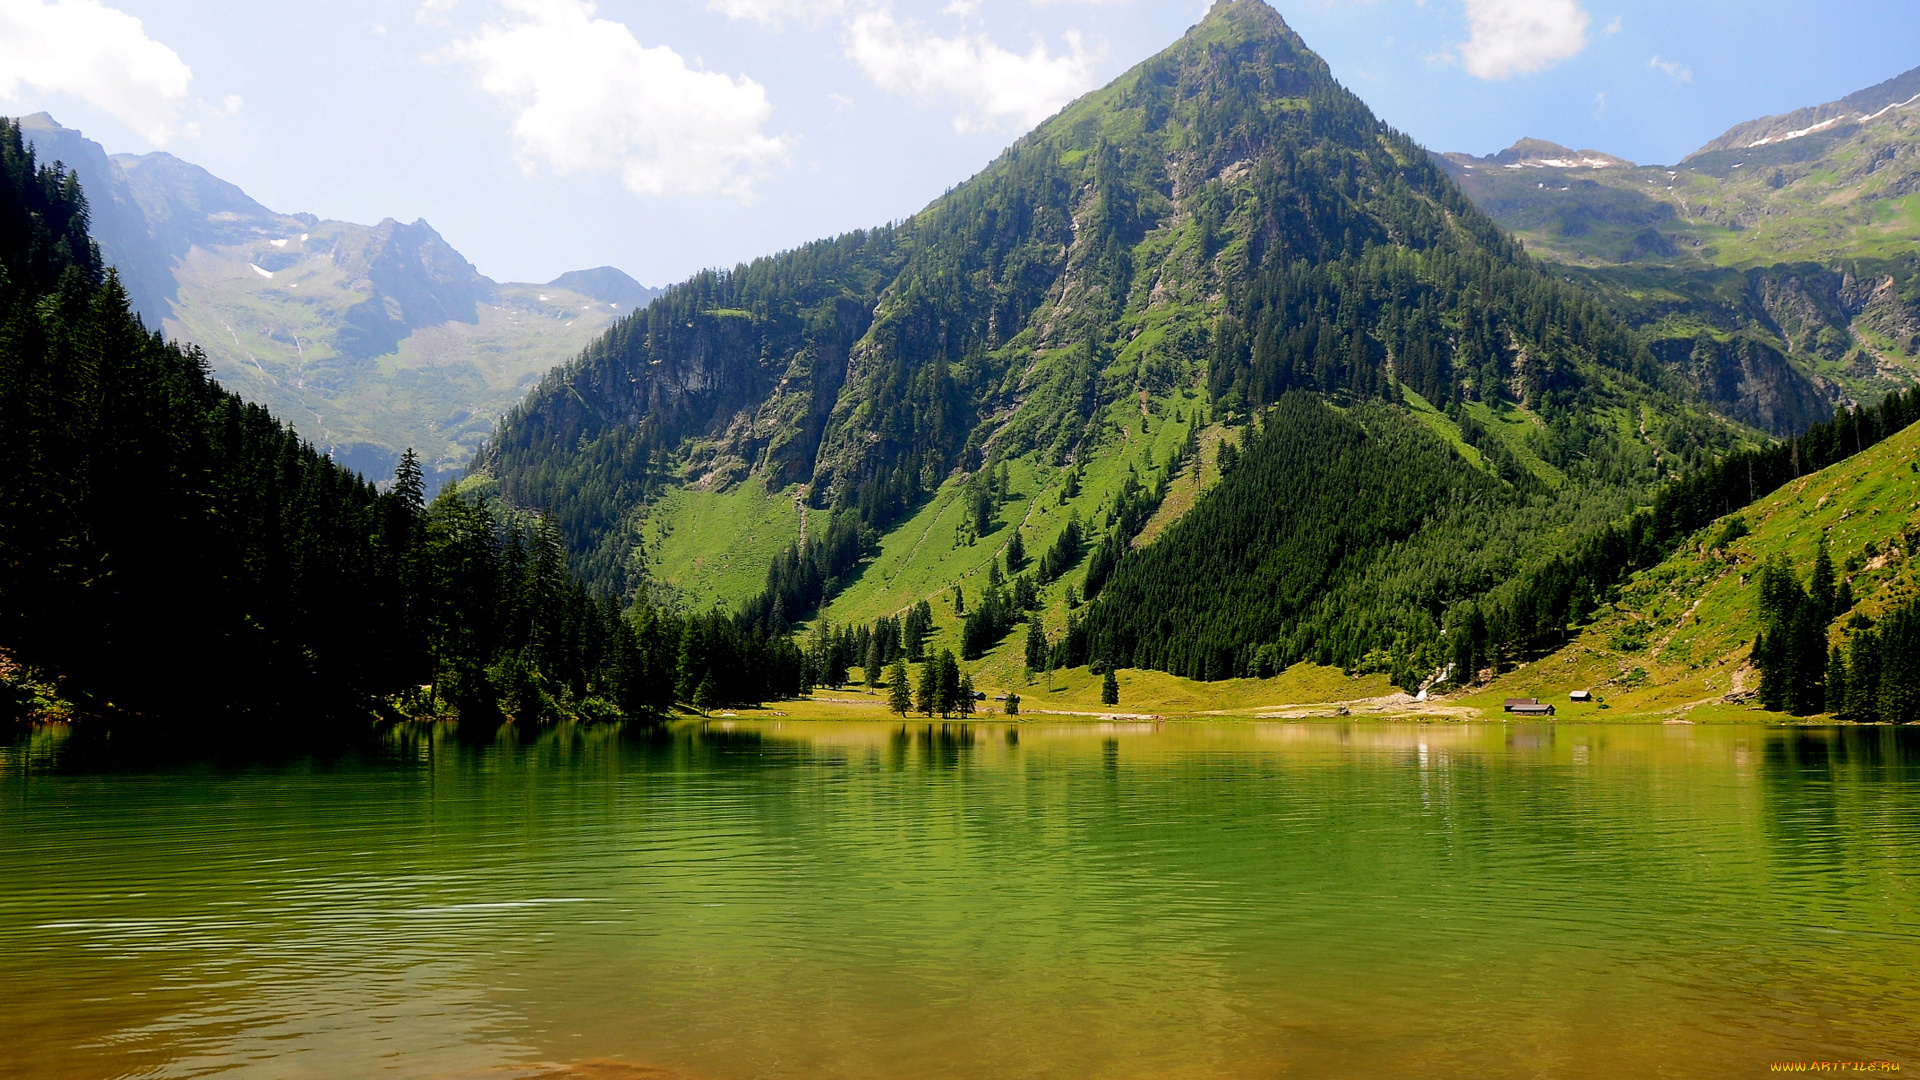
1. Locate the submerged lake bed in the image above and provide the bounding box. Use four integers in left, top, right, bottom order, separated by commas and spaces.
3, 719, 1917, 1079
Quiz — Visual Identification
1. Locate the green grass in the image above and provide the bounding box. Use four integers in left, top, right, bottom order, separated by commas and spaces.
1469, 420, 1920, 720
1462, 399, 1566, 486
1401, 386, 1483, 469
640, 475, 804, 613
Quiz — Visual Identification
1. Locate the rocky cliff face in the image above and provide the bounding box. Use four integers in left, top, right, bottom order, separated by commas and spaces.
334, 218, 488, 359
1646, 332, 1829, 435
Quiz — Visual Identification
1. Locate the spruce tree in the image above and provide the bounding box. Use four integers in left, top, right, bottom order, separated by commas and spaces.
1006, 530, 1026, 571
1025, 615, 1048, 675
888, 659, 913, 716
394, 448, 426, 513
957, 673, 975, 718
936, 649, 960, 717
1101, 666, 1120, 706
1826, 645, 1848, 718
1811, 540, 1837, 623
917, 658, 938, 716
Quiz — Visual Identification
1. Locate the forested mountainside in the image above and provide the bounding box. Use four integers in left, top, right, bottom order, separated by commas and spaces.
483, 0, 1745, 690
13, 113, 659, 491
0, 119, 718, 728
1442, 65, 1920, 435
1474, 389, 1920, 721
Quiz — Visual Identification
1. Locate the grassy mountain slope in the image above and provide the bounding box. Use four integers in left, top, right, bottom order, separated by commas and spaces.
1441, 68, 1920, 430
1466, 419, 1920, 720
482, 0, 1745, 701
14, 112, 657, 490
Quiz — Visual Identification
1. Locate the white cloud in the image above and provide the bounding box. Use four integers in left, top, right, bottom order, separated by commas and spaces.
1455, 0, 1589, 80
844, 7, 1100, 132
1648, 54, 1692, 83
705, 0, 846, 30
452, 0, 790, 199
0, 0, 193, 145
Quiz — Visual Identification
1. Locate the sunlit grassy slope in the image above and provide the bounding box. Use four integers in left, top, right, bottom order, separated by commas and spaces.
639, 476, 805, 614
1467, 420, 1920, 721
639, 359, 1607, 714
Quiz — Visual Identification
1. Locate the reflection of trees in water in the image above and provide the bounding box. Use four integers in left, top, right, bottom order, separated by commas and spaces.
915, 724, 978, 771
1758, 726, 1920, 873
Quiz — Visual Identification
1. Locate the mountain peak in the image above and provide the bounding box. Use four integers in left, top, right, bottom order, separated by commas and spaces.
1691, 63, 1920, 158
1445, 138, 1634, 170
546, 266, 653, 309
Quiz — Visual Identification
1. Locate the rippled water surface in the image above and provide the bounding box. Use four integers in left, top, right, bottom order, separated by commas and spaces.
3, 720, 1918, 1079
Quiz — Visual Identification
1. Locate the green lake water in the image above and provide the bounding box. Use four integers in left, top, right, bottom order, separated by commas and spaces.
2, 719, 1917, 1079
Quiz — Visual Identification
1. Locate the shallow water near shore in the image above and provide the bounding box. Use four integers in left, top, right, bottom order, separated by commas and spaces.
3, 719, 1917, 1079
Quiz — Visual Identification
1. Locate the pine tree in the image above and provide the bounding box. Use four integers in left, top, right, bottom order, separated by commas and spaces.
889, 659, 913, 716
917, 658, 938, 716
1025, 615, 1048, 675
1101, 666, 1120, 706
936, 648, 960, 717
866, 632, 884, 687
1006, 530, 1026, 571
1826, 645, 1848, 718
394, 448, 425, 513
1811, 539, 1837, 623
957, 673, 975, 717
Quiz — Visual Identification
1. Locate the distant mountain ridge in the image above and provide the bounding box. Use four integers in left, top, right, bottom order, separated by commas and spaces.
1439, 63, 1920, 437
1444, 138, 1634, 171
14, 113, 661, 488
1692, 63, 1920, 157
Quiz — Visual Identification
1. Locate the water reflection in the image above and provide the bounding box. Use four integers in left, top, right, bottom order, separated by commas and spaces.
3, 719, 1918, 1079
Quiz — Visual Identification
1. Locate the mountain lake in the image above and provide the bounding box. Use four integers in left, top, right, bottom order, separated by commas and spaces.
3, 719, 1916, 1078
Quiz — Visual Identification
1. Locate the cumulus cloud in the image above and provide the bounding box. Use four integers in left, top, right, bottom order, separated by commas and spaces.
705, 0, 847, 30
0, 0, 193, 144
707, 0, 1100, 133
843, 7, 1100, 132
453, 0, 789, 199
1456, 0, 1589, 80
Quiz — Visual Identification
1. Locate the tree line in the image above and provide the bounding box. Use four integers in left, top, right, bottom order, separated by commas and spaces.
0, 121, 810, 728
1451, 386, 1920, 682
1751, 544, 1920, 722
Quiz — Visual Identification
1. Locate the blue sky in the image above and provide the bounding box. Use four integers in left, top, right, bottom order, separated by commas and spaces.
2, 0, 1915, 286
